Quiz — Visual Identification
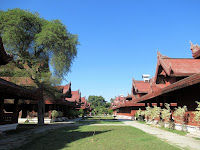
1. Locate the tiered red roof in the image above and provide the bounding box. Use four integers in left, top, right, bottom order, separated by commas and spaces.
132, 79, 150, 94
156, 52, 200, 77
65, 90, 81, 103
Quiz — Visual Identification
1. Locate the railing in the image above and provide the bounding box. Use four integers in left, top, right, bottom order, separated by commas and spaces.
0, 113, 18, 125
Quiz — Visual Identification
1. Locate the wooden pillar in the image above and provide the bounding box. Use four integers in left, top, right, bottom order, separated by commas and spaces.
13, 98, 19, 113
156, 97, 160, 107
0, 93, 5, 113
145, 102, 148, 107
149, 100, 152, 107
48, 105, 52, 119
163, 97, 167, 108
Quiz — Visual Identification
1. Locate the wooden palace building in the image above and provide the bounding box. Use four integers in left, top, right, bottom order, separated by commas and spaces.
111, 42, 200, 128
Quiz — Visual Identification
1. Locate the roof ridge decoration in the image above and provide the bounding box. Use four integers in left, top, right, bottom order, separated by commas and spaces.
157, 51, 170, 59
190, 41, 200, 59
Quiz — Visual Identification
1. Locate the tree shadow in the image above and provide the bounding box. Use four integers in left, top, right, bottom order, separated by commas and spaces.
16, 125, 112, 150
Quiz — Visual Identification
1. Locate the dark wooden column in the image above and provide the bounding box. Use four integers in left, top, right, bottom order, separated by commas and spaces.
13, 98, 19, 113
156, 97, 160, 107
163, 96, 167, 108
0, 93, 5, 113
145, 102, 148, 107
149, 100, 152, 107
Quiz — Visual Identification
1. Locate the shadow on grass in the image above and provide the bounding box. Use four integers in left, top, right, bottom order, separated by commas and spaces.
16, 125, 112, 150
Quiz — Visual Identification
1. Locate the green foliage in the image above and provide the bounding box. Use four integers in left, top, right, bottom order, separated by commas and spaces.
135, 113, 139, 118
88, 96, 106, 108
193, 101, 200, 124
0, 8, 79, 86
145, 106, 152, 120
79, 109, 84, 115
174, 106, 187, 120
67, 109, 80, 118
174, 105, 187, 131
51, 110, 59, 118
58, 111, 63, 117
110, 98, 114, 103
108, 109, 113, 115
145, 106, 161, 121
151, 106, 161, 120
88, 95, 110, 116
137, 108, 142, 116
161, 103, 171, 122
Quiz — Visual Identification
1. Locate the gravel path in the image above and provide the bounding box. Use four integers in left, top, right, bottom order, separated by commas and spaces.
123, 120, 200, 150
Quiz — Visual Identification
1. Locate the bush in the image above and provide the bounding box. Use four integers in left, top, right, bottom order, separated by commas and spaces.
174, 105, 187, 131
79, 109, 84, 116
51, 110, 59, 118
193, 101, 200, 125
108, 109, 113, 115
58, 111, 63, 117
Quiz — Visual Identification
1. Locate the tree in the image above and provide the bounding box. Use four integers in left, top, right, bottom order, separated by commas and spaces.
0, 9, 79, 125
110, 98, 114, 103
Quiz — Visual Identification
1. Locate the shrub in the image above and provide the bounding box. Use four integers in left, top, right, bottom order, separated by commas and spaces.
136, 108, 145, 120
58, 111, 63, 117
145, 106, 152, 121
161, 103, 171, 128
108, 109, 113, 115
174, 106, 187, 131
79, 109, 84, 117
51, 110, 59, 118
193, 101, 200, 125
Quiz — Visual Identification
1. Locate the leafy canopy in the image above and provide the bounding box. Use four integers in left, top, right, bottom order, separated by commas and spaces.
88, 95, 110, 115
0, 8, 79, 85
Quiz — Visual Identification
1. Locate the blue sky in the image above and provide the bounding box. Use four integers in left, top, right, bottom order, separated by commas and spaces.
1, 0, 200, 101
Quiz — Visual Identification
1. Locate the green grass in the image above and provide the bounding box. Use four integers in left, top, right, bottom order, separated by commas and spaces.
158, 127, 187, 136
194, 137, 200, 140
136, 121, 187, 136
16, 126, 180, 150
84, 116, 116, 120
74, 120, 123, 124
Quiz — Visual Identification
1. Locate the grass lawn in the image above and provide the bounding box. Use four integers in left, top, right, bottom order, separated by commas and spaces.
17, 125, 180, 150
158, 127, 187, 136
136, 121, 187, 136
74, 120, 124, 124
83, 116, 116, 120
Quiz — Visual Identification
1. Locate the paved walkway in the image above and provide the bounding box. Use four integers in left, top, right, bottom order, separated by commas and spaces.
117, 117, 200, 150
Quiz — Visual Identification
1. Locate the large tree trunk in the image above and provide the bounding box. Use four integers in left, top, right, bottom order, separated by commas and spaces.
37, 88, 45, 126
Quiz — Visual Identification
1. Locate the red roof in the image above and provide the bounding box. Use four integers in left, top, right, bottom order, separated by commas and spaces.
136, 73, 200, 103
55, 82, 71, 94
156, 52, 200, 77
132, 79, 150, 93
65, 90, 81, 103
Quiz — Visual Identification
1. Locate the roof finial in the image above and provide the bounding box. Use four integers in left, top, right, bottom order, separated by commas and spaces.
190, 41, 200, 54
